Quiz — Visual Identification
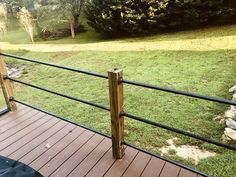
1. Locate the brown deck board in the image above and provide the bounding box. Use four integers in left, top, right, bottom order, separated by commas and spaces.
45, 134, 103, 177
0, 112, 47, 143
122, 152, 151, 177
19, 123, 76, 164
178, 168, 198, 177
9, 121, 72, 160
0, 105, 207, 177
0, 116, 59, 156
85, 148, 116, 177
0, 105, 26, 122
159, 162, 181, 177
0, 109, 39, 134
104, 147, 139, 177
67, 137, 111, 177
0, 114, 50, 149
0, 104, 24, 118
0, 105, 32, 131
141, 157, 166, 177
29, 124, 82, 170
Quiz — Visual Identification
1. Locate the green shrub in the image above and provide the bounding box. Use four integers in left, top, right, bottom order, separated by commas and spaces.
36, 24, 86, 40
85, 0, 236, 37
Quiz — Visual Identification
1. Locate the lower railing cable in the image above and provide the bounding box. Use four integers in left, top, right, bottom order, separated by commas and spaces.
123, 112, 236, 151
6, 77, 110, 112
11, 99, 111, 139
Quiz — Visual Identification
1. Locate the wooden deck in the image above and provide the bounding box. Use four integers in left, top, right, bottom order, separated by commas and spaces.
0, 104, 206, 177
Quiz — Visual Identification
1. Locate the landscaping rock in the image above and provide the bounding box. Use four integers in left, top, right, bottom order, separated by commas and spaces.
7, 65, 23, 78
219, 118, 226, 124
233, 93, 236, 101
226, 118, 236, 130
224, 106, 236, 119
229, 85, 236, 93
224, 128, 236, 140
159, 138, 216, 165
124, 130, 129, 136
213, 115, 223, 121
222, 134, 231, 143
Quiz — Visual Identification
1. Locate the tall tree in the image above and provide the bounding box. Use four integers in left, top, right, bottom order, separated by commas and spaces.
35, 0, 85, 38
55, 0, 85, 38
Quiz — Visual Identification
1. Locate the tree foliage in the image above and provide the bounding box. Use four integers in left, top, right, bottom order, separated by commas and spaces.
35, 0, 85, 39
0, 3, 7, 35
54, 0, 85, 38
85, 0, 236, 37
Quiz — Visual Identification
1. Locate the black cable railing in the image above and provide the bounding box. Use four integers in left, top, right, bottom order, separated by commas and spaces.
122, 112, 236, 151
1, 53, 108, 79
12, 98, 111, 139
6, 77, 110, 111
122, 79, 236, 106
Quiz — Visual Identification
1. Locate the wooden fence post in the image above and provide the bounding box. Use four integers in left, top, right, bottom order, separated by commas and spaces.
0, 54, 17, 111
108, 68, 125, 159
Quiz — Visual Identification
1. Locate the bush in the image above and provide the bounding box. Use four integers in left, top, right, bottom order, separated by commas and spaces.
36, 24, 86, 40
85, 0, 236, 37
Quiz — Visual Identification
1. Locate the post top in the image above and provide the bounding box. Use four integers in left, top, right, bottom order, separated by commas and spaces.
109, 68, 123, 74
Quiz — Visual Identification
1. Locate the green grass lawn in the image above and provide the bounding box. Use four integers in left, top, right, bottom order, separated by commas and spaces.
1, 25, 236, 177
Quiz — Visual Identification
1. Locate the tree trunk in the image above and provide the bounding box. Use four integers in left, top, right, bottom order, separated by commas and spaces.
70, 21, 75, 39
30, 33, 34, 43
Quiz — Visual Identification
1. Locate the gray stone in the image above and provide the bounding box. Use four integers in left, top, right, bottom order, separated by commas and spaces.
224, 128, 236, 140
222, 134, 231, 143
219, 119, 226, 124
224, 106, 236, 119
233, 93, 236, 101
226, 118, 236, 130
213, 115, 223, 121
124, 130, 129, 136
6, 66, 23, 78
229, 85, 236, 93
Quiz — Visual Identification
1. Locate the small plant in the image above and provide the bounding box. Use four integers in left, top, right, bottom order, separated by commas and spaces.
168, 149, 177, 155
18, 7, 34, 43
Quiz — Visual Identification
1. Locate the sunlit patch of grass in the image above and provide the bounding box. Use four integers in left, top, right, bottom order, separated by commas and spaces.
1, 25, 236, 52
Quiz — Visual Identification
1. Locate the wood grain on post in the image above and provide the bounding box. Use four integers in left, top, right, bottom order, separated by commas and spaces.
108, 68, 125, 159
0, 54, 17, 111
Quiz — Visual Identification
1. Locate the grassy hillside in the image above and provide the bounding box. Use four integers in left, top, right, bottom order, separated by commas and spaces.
1, 24, 236, 177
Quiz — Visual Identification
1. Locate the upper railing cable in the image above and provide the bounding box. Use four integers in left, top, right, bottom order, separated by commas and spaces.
0, 53, 108, 79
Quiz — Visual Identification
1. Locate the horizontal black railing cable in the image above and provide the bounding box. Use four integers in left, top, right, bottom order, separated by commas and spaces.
122, 112, 236, 151
11, 98, 111, 139
3, 53, 236, 106
123, 141, 210, 177
6, 77, 110, 112
0, 53, 108, 79
122, 79, 236, 106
